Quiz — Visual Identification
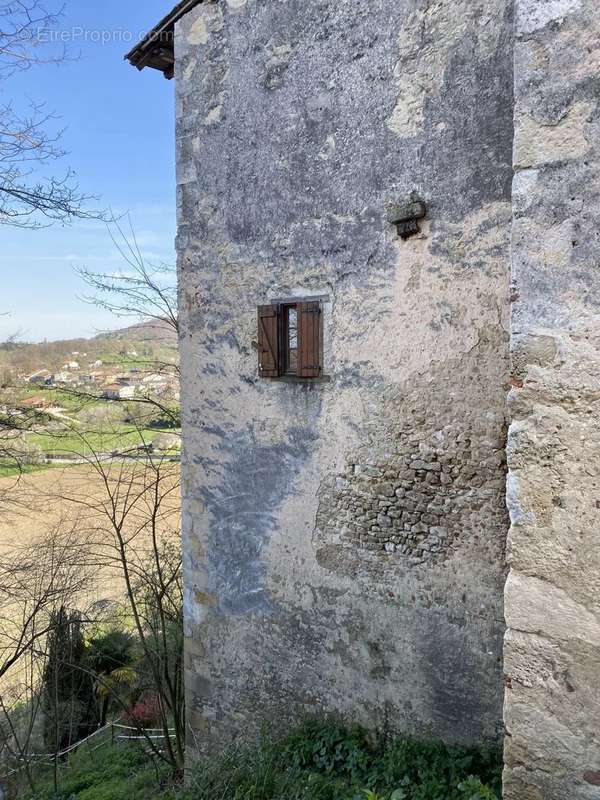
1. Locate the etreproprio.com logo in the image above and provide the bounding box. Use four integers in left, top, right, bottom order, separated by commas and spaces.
35, 28, 169, 45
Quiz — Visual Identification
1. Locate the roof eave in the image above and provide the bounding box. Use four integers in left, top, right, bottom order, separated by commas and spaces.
125, 0, 204, 79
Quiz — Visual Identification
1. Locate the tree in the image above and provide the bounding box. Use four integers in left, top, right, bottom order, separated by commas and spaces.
0, 406, 25, 473
46, 432, 185, 771
0, 521, 91, 684
78, 215, 178, 337
0, 400, 49, 508
0, 1, 93, 227
0, 424, 184, 792
87, 628, 137, 727
41, 606, 97, 752
0, 521, 96, 790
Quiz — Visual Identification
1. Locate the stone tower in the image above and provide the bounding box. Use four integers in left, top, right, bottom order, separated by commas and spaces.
127, 1, 600, 797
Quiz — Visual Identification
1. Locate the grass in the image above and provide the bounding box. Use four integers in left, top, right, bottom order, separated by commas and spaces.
6, 382, 181, 462
26, 427, 154, 457
15, 386, 108, 412
25, 424, 180, 457
0, 425, 180, 476
0, 460, 53, 478
16, 741, 175, 800
16, 720, 502, 800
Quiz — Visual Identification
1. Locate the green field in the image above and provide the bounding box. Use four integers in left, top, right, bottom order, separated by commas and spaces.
2, 421, 180, 479
26, 427, 161, 456
0, 460, 53, 479
5, 384, 181, 464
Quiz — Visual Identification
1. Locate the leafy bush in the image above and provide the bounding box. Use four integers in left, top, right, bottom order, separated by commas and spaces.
88, 629, 137, 674
457, 777, 501, 800
282, 719, 374, 781
123, 694, 162, 729
187, 719, 502, 800
364, 733, 502, 799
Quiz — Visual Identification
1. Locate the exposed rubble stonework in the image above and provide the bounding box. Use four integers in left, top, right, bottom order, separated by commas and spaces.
503, 1, 600, 798
315, 360, 507, 569
174, 0, 511, 756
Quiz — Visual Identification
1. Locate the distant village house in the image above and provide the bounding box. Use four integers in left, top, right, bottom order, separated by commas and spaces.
103, 384, 136, 401
28, 369, 54, 386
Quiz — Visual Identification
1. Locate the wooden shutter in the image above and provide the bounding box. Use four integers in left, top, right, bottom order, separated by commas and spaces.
297, 301, 322, 378
258, 305, 281, 377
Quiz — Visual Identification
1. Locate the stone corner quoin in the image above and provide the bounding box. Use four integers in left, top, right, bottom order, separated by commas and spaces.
504, 1, 600, 799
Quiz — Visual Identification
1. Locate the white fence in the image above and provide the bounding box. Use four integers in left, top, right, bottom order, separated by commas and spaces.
0, 722, 175, 781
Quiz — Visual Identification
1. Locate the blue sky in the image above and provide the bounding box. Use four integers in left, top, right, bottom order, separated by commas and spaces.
0, 1, 177, 342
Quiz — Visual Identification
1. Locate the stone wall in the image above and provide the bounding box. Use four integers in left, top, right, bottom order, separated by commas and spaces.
175, 0, 512, 756
315, 363, 507, 568
504, 1, 600, 797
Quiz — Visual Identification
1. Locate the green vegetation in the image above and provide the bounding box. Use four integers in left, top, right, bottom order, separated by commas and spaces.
187, 721, 502, 800
20, 742, 174, 800
0, 460, 51, 478
26, 427, 157, 457
18, 720, 502, 800
0, 323, 181, 479
41, 609, 98, 753
14, 387, 103, 411
0, 428, 180, 475
3, 389, 181, 459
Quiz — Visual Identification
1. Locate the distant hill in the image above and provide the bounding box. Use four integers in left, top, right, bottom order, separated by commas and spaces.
96, 319, 178, 345
0, 320, 178, 380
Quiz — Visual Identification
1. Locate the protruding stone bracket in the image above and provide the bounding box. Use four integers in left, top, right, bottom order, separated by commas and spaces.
387, 194, 427, 240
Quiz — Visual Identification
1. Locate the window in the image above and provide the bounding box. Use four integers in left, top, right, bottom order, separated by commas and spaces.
283, 305, 298, 375
258, 300, 323, 379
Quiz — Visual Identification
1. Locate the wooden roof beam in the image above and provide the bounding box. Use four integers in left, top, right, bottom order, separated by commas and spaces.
125, 0, 204, 79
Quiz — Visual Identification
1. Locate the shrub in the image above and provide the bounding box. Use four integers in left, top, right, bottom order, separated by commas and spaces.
281, 719, 374, 781
20, 719, 502, 800
123, 694, 162, 729
365, 735, 502, 799
187, 719, 502, 800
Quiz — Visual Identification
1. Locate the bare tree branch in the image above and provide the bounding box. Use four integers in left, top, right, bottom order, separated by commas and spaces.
77, 215, 179, 337
0, 521, 91, 683
0, 1, 99, 227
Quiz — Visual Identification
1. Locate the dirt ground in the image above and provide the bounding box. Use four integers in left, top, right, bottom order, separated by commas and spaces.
0, 462, 181, 691
0, 461, 181, 550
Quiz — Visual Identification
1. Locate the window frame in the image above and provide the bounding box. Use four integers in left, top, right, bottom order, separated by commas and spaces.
257, 296, 329, 382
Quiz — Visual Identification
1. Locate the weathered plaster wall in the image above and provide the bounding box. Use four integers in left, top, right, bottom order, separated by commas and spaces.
175, 0, 512, 755
504, 1, 600, 797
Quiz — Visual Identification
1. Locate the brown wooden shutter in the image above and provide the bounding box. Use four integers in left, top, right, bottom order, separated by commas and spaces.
297, 301, 322, 378
258, 305, 281, 377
